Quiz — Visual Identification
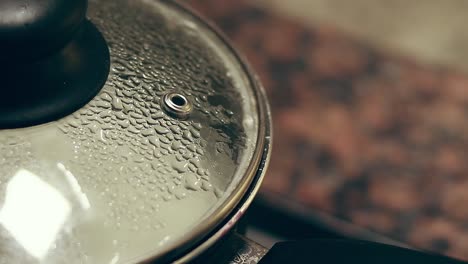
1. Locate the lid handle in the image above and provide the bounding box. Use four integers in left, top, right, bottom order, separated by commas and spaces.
0, 0, 87, 62
0, 0, 110, 129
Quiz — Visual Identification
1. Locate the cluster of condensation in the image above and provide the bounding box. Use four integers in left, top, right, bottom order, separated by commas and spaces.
56, 0, 246, 234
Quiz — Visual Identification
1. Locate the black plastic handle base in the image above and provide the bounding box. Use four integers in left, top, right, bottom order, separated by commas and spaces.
259, 239, 464, 264
0, 0, 87, 63
0, 0, 110, 129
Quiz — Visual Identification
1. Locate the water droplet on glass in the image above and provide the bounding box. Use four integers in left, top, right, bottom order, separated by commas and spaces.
142, 128, 155, 136
171, 161, 188, 173
155, 125, 169, 134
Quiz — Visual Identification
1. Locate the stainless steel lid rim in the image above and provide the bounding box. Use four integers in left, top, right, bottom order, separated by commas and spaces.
127, 1, 273, 262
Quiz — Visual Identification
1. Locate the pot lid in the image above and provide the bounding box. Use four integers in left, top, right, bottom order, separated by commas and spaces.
0, 0, 270, 263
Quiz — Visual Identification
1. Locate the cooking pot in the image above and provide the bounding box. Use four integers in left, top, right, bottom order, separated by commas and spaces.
0, 0, 465, 263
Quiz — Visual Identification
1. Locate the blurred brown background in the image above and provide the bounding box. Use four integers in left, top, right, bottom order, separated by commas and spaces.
187, 0, 468, 261
255, 0, 468, 71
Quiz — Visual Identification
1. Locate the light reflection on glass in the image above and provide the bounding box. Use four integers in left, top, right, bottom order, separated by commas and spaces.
0, 169, 71, 260
57, 163, 90, 210
109, 253, 120, 264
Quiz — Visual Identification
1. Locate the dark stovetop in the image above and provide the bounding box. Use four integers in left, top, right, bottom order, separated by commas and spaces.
187, 0, 468, 261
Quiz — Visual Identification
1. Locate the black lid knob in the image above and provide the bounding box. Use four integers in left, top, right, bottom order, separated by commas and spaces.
0, 0, 110, 129
0, 0, 87, 62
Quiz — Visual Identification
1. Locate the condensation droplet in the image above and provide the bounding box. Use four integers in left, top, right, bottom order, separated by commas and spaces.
142, 128, 155, 136
214, 188, 223, 198
172, 161, 188, 173
155, 125, 169, 134
185, 174, 200, 191
201, 181, 213, 191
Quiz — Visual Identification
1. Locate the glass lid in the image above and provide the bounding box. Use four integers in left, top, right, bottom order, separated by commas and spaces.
0, 0, 268, 263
